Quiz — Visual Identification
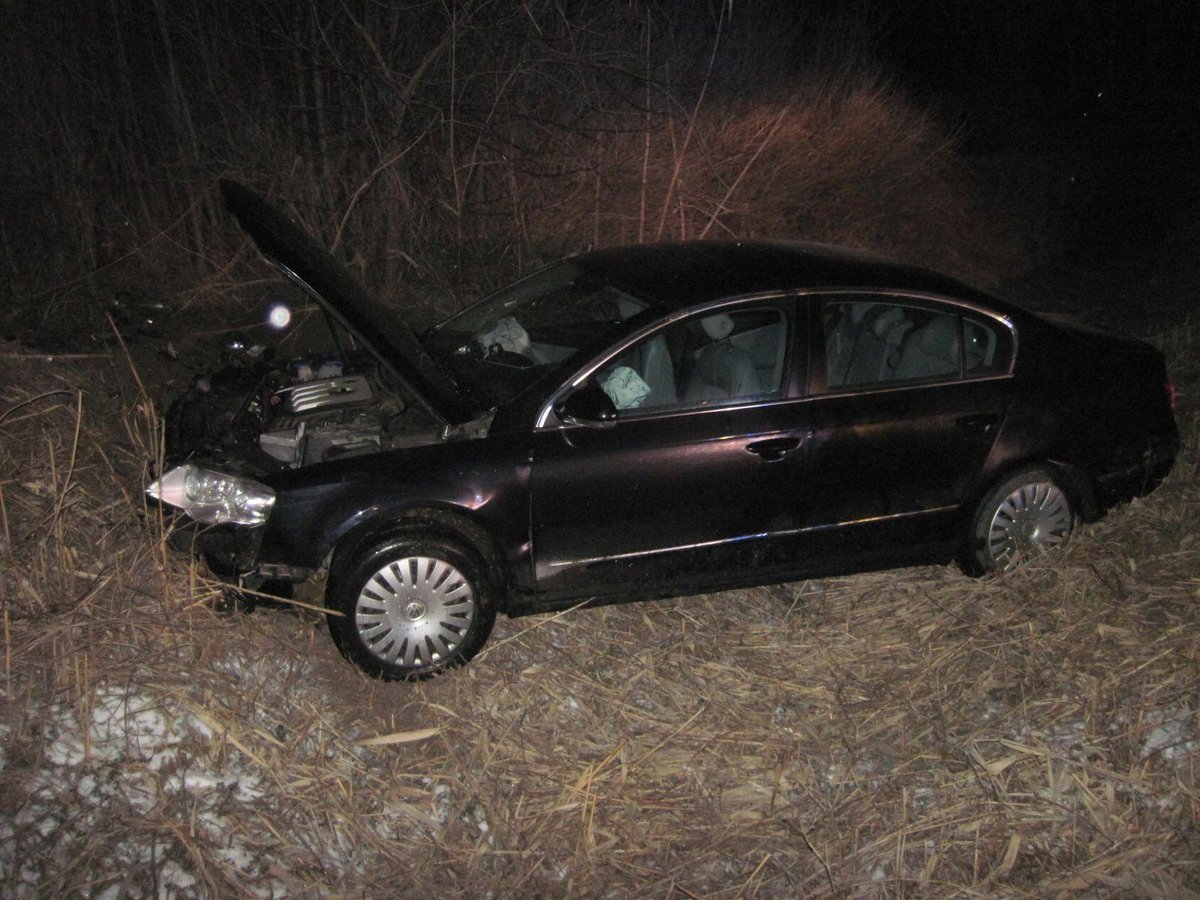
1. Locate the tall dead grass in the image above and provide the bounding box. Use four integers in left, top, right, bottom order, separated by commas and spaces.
2, 2, 1198, 894
2, 0, 1005, 347
0, 314, 1198, 894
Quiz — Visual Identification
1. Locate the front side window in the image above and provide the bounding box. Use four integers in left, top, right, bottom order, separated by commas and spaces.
822, 298, 1012, 391
597, 305, 788, 415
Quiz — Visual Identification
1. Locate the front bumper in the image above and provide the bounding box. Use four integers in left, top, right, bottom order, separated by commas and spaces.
165, 519, 266, 578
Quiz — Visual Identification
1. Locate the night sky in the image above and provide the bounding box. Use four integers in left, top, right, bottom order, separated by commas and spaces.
759, 3, 1194, 139
680, 0, 1199, 271
879, 3, 1200, 263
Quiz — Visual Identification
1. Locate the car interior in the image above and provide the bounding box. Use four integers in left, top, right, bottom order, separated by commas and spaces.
824, 300, 1006, 389
600, 307, 787, 412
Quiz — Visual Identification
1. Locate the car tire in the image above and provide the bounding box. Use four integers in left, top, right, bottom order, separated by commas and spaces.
328, 535, 497, 680
968, 466, 1077, 574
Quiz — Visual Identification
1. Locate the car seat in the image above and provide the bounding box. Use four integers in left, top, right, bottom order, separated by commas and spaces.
894, 316, 960, 380
842, 306, 912, 385
685, 313, 761, 403
635, 334, 677, 406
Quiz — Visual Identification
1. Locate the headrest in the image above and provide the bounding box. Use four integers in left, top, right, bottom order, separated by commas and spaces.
919, 317, 960, 363
872, 307, 905, 339
850, 302, 875, 324
701, 313, 735, 341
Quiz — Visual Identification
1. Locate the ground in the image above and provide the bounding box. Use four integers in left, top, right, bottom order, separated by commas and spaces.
0, 237, 1198, 896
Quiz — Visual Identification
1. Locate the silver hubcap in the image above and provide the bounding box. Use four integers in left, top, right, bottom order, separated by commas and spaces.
986, 481, 1073, 570
356, 556, 475, 669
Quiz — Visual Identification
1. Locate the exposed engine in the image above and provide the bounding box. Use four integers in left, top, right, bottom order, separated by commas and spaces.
257, 372, 385, 465
165, 352, 439, 471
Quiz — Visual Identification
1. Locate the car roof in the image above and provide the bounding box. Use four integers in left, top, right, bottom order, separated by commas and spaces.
571, 240, 999, 312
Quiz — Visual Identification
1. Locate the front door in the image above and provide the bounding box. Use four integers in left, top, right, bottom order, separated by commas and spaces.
530, 300, 803, 599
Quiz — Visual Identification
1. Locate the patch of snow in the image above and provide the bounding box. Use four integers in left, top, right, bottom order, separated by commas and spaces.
44, 688, 184, 768
160, 859, 198, 895
1140, 710, 1197, 761
0, 685, 287, 897
1, 647, 442, 896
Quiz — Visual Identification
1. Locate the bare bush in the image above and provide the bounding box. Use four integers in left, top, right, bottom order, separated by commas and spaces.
542, 76, 970, 261
2, 0, 1003, 338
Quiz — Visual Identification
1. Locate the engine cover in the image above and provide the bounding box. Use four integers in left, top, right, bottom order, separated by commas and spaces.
275, 375, 373, 414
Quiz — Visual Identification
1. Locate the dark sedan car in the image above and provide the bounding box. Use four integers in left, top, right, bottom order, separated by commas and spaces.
148, 181, 1178, 680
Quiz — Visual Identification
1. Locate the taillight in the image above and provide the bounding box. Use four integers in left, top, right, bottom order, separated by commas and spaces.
1167, 378, 1177, 412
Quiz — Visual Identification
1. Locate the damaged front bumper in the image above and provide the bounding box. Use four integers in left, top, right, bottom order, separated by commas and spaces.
163, 519, 320, 612
163, 519, 267, 579
149, 463, 315, 588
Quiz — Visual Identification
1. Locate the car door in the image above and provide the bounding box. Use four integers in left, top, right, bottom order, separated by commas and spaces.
528, 298, 807, 599
779, 294, 1015, 564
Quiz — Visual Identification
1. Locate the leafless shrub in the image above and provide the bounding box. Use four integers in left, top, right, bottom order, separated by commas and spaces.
4, 0, 1009, 338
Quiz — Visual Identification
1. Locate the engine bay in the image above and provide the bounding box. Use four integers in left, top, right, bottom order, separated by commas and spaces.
257, 366, 393, 467
165, 350, 441, 471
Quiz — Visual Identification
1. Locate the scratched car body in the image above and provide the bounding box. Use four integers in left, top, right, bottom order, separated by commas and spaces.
148, 180, 1178, 680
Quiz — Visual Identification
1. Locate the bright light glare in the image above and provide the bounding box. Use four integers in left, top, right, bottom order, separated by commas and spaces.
267, 303, 292, 329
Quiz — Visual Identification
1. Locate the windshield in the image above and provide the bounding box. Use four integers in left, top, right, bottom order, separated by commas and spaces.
425, 262, 653, 407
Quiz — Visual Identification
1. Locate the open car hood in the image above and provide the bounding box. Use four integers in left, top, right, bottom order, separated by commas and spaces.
219, 180, 473, 425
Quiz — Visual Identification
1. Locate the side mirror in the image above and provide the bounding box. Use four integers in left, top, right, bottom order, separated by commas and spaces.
555, 381, 617, 428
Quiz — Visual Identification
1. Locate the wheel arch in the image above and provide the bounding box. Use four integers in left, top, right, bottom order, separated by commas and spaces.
1042, 457, 1100, 522
966, 455, 1097, 529
958, 456, 1095, 575
327, 505, 510, 611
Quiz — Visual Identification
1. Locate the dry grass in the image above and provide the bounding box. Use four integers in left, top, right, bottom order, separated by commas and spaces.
0, 299, 1198, 897
3, 4, 1195, 893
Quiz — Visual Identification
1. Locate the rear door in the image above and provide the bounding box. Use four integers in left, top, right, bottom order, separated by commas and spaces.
782, 294, 1015, 562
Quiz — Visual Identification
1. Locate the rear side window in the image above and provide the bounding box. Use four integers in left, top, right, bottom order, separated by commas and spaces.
961, 310, 1013, 377
821, 299, 1013, 391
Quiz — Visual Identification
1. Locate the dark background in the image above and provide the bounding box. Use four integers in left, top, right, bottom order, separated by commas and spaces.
880, 2, 1199, 269
2, 0, 1197, 342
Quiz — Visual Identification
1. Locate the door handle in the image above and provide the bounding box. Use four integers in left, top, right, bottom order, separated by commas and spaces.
746, 436, 802, 462
955, 413, 999, 432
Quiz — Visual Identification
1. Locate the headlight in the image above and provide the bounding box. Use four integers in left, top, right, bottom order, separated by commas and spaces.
147, 464, 275, 526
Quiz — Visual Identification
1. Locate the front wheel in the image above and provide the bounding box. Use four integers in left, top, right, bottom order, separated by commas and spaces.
328, 535, 496, 680
968, 467, 1077, 574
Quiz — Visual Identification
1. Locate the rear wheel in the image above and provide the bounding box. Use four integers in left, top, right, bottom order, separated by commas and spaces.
328, 535, 496, 680
970, 467, 1076, 573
